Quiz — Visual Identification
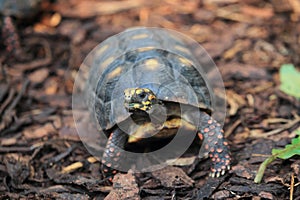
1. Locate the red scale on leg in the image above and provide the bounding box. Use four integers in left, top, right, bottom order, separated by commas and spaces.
199, 112, 231, 177
198, 133, 204, 140
203, 128, 210, 133
109, 147, 115, 152
101, 128, 128, 180
208, 132, 215, 136
113, 157, 119, 162
217, 148, 223, 153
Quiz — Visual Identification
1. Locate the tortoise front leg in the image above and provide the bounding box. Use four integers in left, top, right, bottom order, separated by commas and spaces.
101, 128, 128, 181
183, 107, 231, 177
197, 111, 231, 177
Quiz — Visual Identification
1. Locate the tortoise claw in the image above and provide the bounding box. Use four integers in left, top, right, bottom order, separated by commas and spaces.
227, 165, 231, 170
209, 168, 227, 178
209, 164, 231, 178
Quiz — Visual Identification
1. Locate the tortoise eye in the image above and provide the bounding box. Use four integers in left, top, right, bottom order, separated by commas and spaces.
138, 92, 146, 99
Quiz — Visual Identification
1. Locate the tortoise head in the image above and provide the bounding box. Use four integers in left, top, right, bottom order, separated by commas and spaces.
124, 88, 159, 112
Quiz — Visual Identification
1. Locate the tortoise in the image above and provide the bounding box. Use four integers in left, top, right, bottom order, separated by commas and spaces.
0, 0, 42, 56
86, 27, 231, 180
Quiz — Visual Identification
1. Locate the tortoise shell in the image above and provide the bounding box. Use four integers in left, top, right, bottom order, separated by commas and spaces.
86, 27, 213, 131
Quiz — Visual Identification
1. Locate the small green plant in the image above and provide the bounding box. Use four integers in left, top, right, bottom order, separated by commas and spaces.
279, 64, 300, 99
254, 130, 300, 183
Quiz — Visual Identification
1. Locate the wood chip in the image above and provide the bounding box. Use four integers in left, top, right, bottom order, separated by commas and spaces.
4, 154, 32, 185
54, 0, 152, 18
231, 164, 254, 179
220, 63, 269, 80
166, 156, 196, 166
1, 137, 17, 146
23, 123, 56, 139
258, 191, 274, 199
223, 39, 251, 60
211, 190, 231, 199
105, 172, 140, 200
152, 166, 194, 188
45, 78, 59, 95
226, 90, 246, 116
241, 5, 274, 19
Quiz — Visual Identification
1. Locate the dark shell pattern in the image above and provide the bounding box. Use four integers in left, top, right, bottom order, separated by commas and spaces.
87, 28, 213, 130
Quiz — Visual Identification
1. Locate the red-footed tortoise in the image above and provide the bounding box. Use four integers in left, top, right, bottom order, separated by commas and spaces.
86, 27, 231, 181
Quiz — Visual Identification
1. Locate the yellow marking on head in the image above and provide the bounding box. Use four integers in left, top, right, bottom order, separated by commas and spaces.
174, 45, 191, 55
101, 56, 114, 69
131, 34, 149, 40
124, 88, 130, 96
142, 101, 151, 105
130, 103, 148, 111
148, 94, 156, 100
124, 88, 135, 94
139, 105, 148, 111
133, 104, 140, 109
178, 57, 193, 67
137, 46, 155, 52
145, 59, 159, 70
129, 89, 136, 96
124, 88, 136, 101
107, 67, 122, 79
96, 44, 109, 56
135, 88, 144, 95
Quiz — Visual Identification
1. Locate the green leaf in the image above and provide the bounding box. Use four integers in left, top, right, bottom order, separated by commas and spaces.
279, 64, 300, 99
254, 130, 300, 183
271, 130, 300, 159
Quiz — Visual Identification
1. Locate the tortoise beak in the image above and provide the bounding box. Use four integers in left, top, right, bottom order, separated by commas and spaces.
124, 102, 134, 112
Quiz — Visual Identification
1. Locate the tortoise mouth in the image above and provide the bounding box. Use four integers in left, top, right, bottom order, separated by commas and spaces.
125, 103, 137, 111
124, 102, 151, 112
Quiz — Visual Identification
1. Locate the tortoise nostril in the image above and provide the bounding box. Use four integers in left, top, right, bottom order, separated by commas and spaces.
125, 94, 132, 100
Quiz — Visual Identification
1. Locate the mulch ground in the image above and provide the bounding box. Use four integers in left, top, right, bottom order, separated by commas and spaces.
1, 0, 300, 199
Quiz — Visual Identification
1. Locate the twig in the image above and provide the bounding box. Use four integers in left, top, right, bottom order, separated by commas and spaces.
49, 144, 77, 163
225, 119, 241, 138
0, 80, 30, 132
0, 108, 56, 136
0, 146, 33, 153
0, 88, 15, 115
290, 173, 294, 200
263, 115, 300, 137
7, 79, 30, 112
13, 38, 52, 71
61, 156, 98, 174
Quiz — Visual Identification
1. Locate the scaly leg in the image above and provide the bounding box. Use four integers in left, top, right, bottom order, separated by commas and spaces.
101, 128, 128, 181
197, 111, 231, 177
